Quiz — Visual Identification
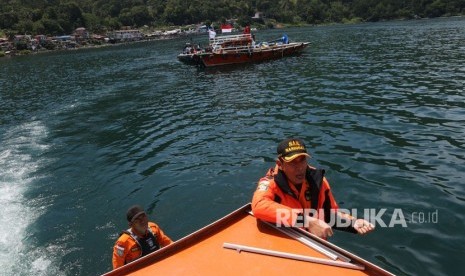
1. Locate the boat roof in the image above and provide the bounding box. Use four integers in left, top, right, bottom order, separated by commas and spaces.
103, 204, 394, 276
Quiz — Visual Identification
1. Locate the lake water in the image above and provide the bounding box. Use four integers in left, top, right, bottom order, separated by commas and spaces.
1, 17, 464, 276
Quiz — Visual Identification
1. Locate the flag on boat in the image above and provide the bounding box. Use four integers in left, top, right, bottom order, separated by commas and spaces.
221, 23, 233, 33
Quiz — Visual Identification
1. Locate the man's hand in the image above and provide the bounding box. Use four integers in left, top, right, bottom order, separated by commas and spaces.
305, 216, 333, 239
353, 219, 375, 235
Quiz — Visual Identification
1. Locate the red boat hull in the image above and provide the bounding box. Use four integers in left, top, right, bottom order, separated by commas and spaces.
198, 42, 309, 67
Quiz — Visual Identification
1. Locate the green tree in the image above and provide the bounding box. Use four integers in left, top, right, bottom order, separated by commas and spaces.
300, 0, 327, 24
13, 20, 34, 34
32, 20, 45, 34
163, 0, 189, 25
82, 12, 102, 33
0, 0, 464, 36
130, 6, 153, 27
57, 2, 85, 32
119, 8, 135, 26
104, 17, 122, 30
0, 12, 19, 29
411, 0, 433, 17
328, 1, 349, 22
41, 18, 64, 35
31, 9, 44, 22
426, 0, 446, 17
352, 0, 369, 19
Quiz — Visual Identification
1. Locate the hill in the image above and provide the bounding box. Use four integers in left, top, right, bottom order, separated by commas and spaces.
1, 0, 464, 36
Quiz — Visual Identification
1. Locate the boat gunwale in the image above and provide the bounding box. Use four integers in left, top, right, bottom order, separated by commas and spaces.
290, 227, 396, 276
102, 203, 395, 276
102, 204, 251, 276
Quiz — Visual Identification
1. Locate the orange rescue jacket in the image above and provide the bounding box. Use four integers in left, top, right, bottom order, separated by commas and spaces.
112, 222, 172, 269
252, 165, 339, 227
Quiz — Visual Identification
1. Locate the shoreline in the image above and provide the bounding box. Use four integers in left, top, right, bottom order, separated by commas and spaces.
0, 22, 311, 59
0, 32, 199, 59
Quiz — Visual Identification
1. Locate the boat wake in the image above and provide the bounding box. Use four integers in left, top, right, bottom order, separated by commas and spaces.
0, 121, 63, 276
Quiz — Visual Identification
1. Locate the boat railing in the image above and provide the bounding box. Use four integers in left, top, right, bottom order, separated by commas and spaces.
211, 42, 302, 54
212, 44, 251, 54
209, 34, 252, 46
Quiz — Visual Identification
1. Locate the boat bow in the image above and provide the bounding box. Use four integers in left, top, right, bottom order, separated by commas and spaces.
103, 204, 394, 276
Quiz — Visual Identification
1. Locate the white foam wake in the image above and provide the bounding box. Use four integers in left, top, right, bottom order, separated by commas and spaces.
0, 121, 62, 275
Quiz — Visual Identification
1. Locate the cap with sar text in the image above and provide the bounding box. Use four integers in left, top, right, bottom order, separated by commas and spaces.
277, 138, 310, 162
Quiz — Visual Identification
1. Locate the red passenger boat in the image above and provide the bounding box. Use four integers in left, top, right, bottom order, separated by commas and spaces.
177, 34, 309, 67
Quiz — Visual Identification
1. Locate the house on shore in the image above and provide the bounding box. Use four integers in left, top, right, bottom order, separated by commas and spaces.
108, 30, 144, 43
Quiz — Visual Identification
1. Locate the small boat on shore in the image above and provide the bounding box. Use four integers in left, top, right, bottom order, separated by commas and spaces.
102, 204, 394, 276
177, 34, 309, 67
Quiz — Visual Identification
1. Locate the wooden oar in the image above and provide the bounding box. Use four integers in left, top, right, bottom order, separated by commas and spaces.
223, 242, 365, 270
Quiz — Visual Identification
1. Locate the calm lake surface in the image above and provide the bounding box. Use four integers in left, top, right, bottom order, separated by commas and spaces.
1, 17, 464, 276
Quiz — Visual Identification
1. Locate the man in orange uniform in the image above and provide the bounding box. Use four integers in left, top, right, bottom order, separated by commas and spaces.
112, 205, 173, 269
252, 138, 374, 239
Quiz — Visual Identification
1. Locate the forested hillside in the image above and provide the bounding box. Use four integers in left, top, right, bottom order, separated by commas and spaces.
1, 0, 464, 36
